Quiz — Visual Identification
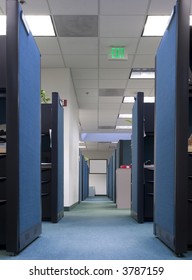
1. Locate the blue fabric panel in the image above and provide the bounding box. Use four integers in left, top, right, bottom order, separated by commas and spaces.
57, 100, 64, 213
18, 8, 41, 232
0, 36, 6, 88
155, 11, 177, 235
79, 153, 83, 201
131, 101, 138, 214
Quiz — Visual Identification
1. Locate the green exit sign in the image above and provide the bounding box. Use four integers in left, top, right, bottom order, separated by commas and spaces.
109, 47, 127, 60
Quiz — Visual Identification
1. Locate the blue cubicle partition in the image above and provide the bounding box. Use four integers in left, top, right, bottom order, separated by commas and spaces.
131, 92, 144, 223
107, 151, 116, 202
82, 156, 89, 200
79, 153, 83, 202
51, 92, 64, 222
6, 0, 41, 253
154, 0, 190, 255
41, 92, 64, 222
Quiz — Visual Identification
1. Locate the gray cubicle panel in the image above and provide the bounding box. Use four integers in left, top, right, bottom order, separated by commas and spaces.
154, 0, 190, 255
6, 0, 41, 254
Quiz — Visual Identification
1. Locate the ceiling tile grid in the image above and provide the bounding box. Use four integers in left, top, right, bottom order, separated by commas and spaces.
0, 0, 178, 151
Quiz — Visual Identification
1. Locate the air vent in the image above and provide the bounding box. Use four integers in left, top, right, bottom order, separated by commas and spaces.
98, 125, 116, 129
53, 15, 98, 37
99, 89, 124, 97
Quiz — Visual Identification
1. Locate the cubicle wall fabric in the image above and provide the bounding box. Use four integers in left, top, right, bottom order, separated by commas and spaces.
131, 92, 144, 223
6, 0, 41, 253
154, 0, 190, 254
52, 92, 64, 222
19, 6, 41, 234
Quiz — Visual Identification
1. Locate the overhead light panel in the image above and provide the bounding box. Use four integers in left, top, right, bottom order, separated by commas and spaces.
144, 96, 155, 103
0, 15, 6, 35
130, 68, 155, 79
0, 15, 55, 36
123, 96, 154, 103
123, 96, 135, 103
143, 15, 170, 36
118, 114, 132, 119
25, 15, 55, 36
116, 125, 132, 130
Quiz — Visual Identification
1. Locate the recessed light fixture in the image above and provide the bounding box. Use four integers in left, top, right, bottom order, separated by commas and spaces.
143, 15, 170, 37
25, 15, 55, 36
0, 15, 55, 36
123, 96, 155, 103
144, 96, 155, 103
123, 96, 135, 103
0, 15, 6, 35
118, 114, 132, 119
116, 125, 132, 130
130, 68, 155, 79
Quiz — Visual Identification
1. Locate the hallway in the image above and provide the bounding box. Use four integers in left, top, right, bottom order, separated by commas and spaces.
1, 196, 192, 260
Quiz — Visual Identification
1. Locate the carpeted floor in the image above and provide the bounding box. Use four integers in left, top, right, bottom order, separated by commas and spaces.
1, 196, 192, 260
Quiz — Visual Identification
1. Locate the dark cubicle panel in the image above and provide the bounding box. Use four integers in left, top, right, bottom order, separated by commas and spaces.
131, 92, 154, 223
116, 140, 132, 168
5, 0, 41, 254
41, 92, 64, 223
154, 0, 190, 255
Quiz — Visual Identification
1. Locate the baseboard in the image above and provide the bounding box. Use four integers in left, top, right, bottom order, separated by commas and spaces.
64, 202, 79, 211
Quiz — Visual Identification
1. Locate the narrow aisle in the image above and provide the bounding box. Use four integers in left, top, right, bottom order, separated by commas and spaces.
1, 196, 192, 260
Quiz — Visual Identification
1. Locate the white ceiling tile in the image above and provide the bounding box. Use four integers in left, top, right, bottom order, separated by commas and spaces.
126, 79, 155, 89
99, 96, 123, 104
74, 79, 98, 89
77, 100, 98, 109
99, 110, 118, 123
99, 68, 130, 79
124, 88, 152, 96
100, 37, 139, 55
41, 55, 65, 68
148, 0, 176, 15
75, 88, 99, 97
0, 0, 5, 14
63, 55, 98, 68
59, 37, 98, 55
48, 0, 98, 15
71, 69, 98, 79
99, 79, 127, 89
137, 37, 162, 55
120, 103, 134, 112
99, 54, 134, 69
35, 38, 61, 55
21, 0, 50, 14
79, 109, 98, 130
133, 54, 155, 68
100, 0, 149, 15
100, 15, 145, 37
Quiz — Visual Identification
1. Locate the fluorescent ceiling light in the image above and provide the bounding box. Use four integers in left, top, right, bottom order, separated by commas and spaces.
143, 15, 170, 36
116, 126, 132, 130
123, 96, 155, 103
118, 114, 132, 119
130, 69, 155, 79
123, 96, 135, 103
144, 96, 155, 103
25, 15, 55, 36
0, 15, 6, 35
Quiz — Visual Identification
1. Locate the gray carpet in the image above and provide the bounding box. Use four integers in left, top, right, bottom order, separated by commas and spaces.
1, 196, 192, 260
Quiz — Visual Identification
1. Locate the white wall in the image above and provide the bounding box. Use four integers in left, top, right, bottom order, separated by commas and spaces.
41, 68, 79, 208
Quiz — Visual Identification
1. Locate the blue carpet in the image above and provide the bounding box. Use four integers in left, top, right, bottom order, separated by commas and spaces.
1, 196, 192, 260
